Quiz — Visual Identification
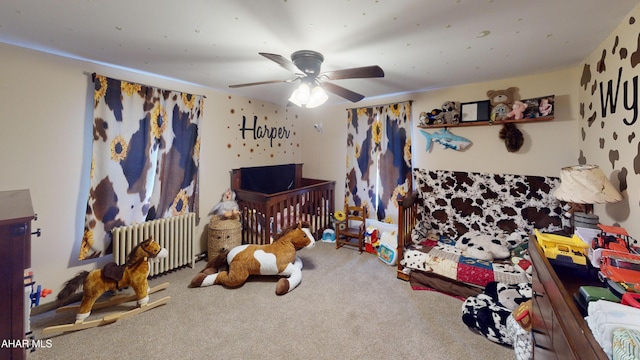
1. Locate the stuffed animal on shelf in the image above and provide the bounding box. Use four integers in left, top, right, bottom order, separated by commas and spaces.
418, 111, 429, 126
422, 101, 460, 126
487, 87, 518, 121
441, 100, 460, 125
507, 100, 527, 120
425, 108, 445, 125
209, 188, 240, 219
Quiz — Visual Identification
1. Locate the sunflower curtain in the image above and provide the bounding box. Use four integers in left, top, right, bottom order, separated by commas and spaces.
344, 101, 412, 224
79, 74, 203, 260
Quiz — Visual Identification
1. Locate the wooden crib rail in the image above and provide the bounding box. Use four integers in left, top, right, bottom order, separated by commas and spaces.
234, 178, 335, 245
397, 191, 420, 281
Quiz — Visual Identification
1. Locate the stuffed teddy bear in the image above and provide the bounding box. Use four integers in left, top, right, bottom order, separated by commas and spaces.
418, 111, 429, 126
487, 87, 518, 121
441, 100, 460, 125
507, 100, 527, 120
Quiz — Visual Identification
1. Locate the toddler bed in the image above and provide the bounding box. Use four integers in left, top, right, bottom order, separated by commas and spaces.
231, 163, 335, 245
397, 169, 564, 298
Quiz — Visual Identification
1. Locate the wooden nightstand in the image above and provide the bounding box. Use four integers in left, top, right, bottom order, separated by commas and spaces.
529, 235, 608, 359
0, 189, 35, 360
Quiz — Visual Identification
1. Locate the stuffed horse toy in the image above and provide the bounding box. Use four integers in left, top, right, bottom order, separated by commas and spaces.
57, 238, 168, 322
189, 221, 315, 295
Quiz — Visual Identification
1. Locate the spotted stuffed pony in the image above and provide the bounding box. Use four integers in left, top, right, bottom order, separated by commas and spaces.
190, 222, 315, 295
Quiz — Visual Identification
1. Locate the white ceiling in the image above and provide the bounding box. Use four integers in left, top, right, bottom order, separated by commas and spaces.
1, 0, 638, 106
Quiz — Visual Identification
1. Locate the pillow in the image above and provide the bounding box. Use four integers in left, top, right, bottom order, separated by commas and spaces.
455, 231, 528, 261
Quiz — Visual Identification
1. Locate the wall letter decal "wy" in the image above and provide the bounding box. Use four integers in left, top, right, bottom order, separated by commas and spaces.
599, 67, 638, 126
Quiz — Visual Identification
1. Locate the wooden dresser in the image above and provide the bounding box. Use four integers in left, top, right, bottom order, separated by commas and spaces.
0, 189, 34, 360
530, 236, 607, 359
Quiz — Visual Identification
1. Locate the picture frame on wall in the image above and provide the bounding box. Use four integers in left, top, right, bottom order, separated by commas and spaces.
522, 95, 555, 119
460, 100, 490, 123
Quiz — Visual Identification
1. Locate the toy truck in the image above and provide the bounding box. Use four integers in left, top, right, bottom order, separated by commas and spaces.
598, 249, 640, 294
590, 224, 639, 269
593, 224, 633, 252
535, 229, 589, 266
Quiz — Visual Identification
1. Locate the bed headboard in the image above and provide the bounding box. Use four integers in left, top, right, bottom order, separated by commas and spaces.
231, 163, 303, 194
412, 169, 564, 240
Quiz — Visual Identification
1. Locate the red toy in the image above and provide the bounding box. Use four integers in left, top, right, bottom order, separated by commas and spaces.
364, 227, 379, 254
599, 249, 640, 293
593, 224, 633, 253
622, 292, 640, 308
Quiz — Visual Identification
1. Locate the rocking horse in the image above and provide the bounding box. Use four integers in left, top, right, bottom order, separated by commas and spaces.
43, 238, 171, 335
190, 221, 315, 295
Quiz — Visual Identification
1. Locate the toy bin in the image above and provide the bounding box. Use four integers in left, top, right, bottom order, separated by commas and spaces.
208, 216, 242, 261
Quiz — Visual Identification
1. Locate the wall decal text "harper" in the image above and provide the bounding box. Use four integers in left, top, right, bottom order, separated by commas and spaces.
239, 115, 291, 147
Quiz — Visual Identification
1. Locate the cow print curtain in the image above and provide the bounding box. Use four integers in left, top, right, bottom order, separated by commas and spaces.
79, 74, 203, 260
344, 101, 412, 224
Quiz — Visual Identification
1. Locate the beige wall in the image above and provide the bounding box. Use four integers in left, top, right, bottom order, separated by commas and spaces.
0, 42, 303, 299
302, 68, 580, 207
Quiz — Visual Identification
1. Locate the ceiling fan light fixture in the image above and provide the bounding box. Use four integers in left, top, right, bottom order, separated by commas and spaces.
233, 50, 382, 105
289, 82, 311, 106
289, 81, 328, 108
306, 85, 328, 108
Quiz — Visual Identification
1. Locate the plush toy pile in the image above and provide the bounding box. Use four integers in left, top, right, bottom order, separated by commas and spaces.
419, 100, 460, 126
462, 281, 532, 359
487, 87, 525, 152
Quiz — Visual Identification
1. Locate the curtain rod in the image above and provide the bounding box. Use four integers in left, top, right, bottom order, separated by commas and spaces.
84, 71, 207, 98
346, 99, 413, 111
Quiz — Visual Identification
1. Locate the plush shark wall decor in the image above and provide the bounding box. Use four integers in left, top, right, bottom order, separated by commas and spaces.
419, 128, 472, 151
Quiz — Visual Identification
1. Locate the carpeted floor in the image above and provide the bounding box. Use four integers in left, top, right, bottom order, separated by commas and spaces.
27, 241, 514, 360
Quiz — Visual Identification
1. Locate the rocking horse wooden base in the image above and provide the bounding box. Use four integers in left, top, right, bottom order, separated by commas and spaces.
42, 282, 171, 335
103, 295, 170, 322
55, 282, 170, 314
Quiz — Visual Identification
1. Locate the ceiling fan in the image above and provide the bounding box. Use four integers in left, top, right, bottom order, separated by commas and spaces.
229, 50, 384, 105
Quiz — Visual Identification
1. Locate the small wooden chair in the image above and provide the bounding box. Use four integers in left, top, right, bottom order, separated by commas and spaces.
335, 205, 368, 253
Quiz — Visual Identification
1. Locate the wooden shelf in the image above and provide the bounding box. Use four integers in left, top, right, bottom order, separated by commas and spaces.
417, 116, 554, 129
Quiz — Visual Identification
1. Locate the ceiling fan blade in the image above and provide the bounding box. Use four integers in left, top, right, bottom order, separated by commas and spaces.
259, 52, 302, 74
229, 79, 295, 88
321, 82, 365, 102
322, 65, 384, 80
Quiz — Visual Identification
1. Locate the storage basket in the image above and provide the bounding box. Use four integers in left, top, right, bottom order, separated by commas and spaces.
208, 216, 242, 261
